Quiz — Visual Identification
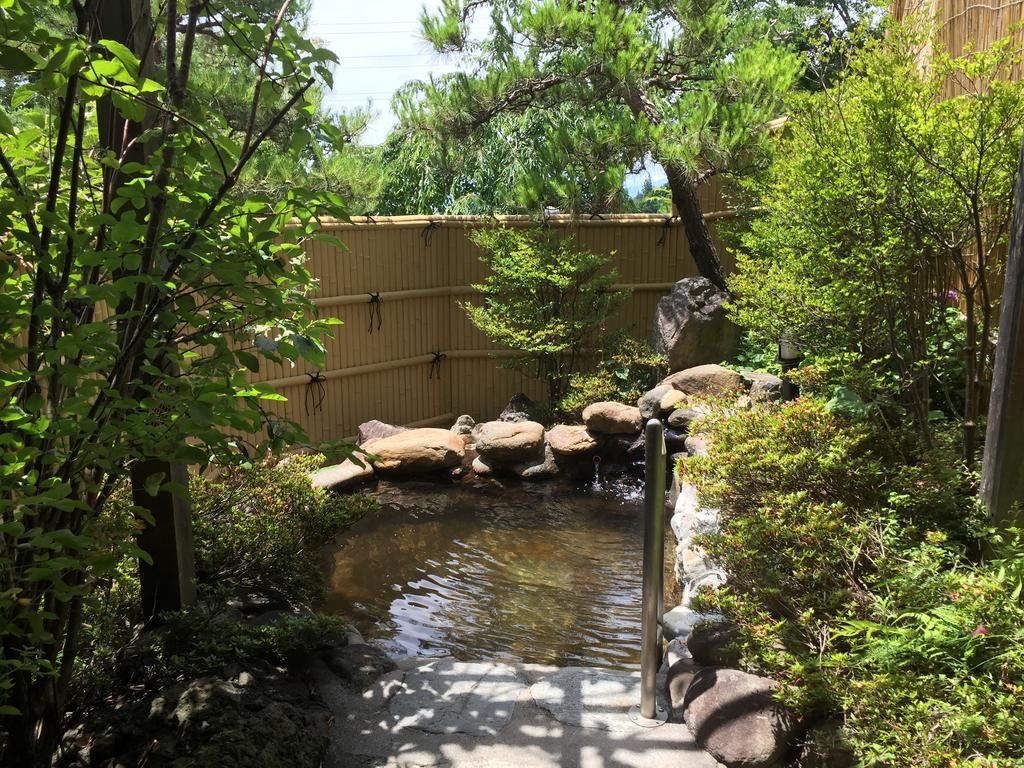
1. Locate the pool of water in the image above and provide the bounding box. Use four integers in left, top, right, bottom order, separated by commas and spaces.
319, 476, 673, 670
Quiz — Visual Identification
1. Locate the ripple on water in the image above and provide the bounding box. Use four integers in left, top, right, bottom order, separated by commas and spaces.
319, 478, 673, 670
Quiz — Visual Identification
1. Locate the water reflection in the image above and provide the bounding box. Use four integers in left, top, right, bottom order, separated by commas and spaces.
320, 478, 672, 670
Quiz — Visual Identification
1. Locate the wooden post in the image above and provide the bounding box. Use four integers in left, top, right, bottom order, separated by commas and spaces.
981, 136, 1024, 528
132, 459, 197, 617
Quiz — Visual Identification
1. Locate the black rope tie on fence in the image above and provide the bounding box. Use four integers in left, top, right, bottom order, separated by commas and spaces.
656, 216, 674, 247
429, 351, 447, 380
421, 220, 441, 246
367, 292, 382, 333
588, 212, 605, 220
362, 212, 377, 223
305, 371, 326, 416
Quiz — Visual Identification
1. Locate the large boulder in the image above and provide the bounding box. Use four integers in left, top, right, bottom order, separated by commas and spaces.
661, 364, 745, 398
545, 424, 601, 457
473, 420, 545, 463
363, 428, 465, 474
683, 668, 796, 768
357, 419, 407, 446
652, 277, 740, 373
582, 401, 643, 435
309, 458, 373, 491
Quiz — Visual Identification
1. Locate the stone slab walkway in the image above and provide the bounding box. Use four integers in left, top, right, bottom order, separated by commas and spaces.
312, 658, 723, 768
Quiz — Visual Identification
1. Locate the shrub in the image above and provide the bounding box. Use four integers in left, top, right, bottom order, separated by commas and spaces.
190, 455, 376, 604
559, 337, 666, 415
683, 399, 1024, 764
464, 227, 628, 404
730, 25, 1024, 461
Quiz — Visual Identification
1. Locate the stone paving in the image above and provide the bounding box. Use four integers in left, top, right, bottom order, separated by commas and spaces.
313, 657, 723, 768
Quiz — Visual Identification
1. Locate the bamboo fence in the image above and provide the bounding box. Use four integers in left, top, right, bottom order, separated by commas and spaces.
248, 200, 732, 443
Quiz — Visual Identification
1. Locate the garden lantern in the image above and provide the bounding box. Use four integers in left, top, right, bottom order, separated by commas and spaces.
777, 336, 801, 401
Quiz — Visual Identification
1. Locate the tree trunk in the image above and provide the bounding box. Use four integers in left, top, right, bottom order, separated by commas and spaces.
663, 162, 727, 291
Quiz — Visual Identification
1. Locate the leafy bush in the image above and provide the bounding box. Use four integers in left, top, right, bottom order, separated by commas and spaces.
683, 399, 1024, 764
730, 26, 1024, 460
559, 337, 666, 415
464, 227, 628, 404
190, 455, 376, 604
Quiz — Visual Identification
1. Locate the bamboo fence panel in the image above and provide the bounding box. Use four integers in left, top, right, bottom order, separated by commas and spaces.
249, 213, 722, 443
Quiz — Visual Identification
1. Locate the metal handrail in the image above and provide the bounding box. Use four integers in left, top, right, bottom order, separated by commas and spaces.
631, 418, 668, 726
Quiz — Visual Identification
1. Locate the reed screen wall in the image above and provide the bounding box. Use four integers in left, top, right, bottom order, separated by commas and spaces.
248, 207, 732, 444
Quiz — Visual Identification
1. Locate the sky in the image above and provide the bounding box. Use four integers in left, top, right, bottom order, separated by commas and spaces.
306, 0, 666, 193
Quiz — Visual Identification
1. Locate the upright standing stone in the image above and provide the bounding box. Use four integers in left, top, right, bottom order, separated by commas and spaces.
982, 138, 1024, 528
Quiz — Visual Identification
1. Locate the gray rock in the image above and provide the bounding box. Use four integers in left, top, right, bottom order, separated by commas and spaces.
499, 392, 537, 422
324, 644, 396, 690
652, 277, 740, 373
582, 401, 643, 435
638, 385, 674, 420
665, 659, 698, 720
309, 458, 373, 491
685, 435, 710, 456
664, 428, 688, 452
668, 408, 704, 431
744, 372, 784, 402
687, 620, 741, 668
474, 420, 545, 463
661, 364, 745, 398
796, 720, 857, 768
682, 668, 796, 768
451, 414, 476, 435
357, 419, 407, 446
662, 606, 713, 643
515, 444, 560, 479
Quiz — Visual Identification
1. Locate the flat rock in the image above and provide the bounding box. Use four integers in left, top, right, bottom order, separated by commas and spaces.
310, 458, 373, 491
474, 420, 545, 463
531, 667, 656, 733
545, 424, 600, 456
358, 419, 407, 446
683, 668, 795, 768
661, 364, 745, 398
363, 428, 465, 474
582, 401, 642, 435
389, 660, 526, 736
